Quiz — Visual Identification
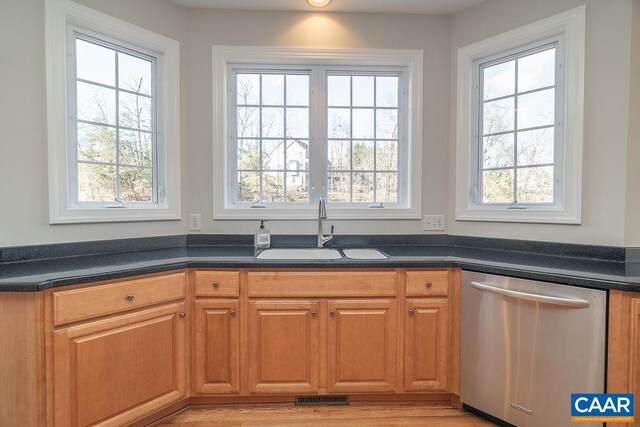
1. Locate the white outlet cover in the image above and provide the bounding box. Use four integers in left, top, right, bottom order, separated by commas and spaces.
423, 215, 445, 231
189, 214, 201, 231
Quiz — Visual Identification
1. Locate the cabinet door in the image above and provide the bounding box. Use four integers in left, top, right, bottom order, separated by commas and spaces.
327, 300, 396, 393
247, 300, 320, 394
404, 298, 449, 392
193, 300, 240, 394
53, 302, 188, 427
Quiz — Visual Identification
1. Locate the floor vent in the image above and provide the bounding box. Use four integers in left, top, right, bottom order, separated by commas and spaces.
295, 395, 350, 406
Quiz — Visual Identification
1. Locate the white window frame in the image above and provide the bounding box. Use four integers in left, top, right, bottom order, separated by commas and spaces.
45, 0, 181, 223
212, 46, 423, 220
455, 6, 585, 224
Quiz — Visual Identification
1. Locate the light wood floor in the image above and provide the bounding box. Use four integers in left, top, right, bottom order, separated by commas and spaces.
158, 402, 495, 426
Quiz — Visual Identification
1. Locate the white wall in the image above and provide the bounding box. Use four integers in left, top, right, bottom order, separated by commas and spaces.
0, 0, 189, 246
625, 0, 640, 246
185, 9, 452, 236
449, 0, 634, 246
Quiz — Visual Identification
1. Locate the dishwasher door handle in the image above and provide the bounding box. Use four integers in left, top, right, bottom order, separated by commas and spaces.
470, 281, 590, 308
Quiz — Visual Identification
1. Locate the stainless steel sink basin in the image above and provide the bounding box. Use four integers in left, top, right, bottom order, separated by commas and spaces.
342, 249, 388, 260
256, 248, 343, 260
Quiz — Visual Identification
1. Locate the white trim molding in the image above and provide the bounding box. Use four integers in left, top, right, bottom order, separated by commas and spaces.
45, 0, 181, 223
455, 6, 585, 224
212, 46, 424, 220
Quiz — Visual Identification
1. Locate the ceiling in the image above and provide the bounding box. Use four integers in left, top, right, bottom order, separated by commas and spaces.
169, 0, 486, 15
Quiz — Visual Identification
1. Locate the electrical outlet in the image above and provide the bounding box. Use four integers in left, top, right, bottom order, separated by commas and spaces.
423, 215, 445, 231
189, 214, 201, 231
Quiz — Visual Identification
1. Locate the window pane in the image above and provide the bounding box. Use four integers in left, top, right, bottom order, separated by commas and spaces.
353, 76, 374, 107
376, 173, 398, 203
517, 128, 554, 166
517, 89, 554, 129
483, 60, 515, 100
261, 107, 284, 138
77, 81, 116, 125
237, 74, 260, 105
483, 97, 514, 134
328, 75, 350, 106
352, 141, 374, 170
376, 140, 398, 171
262, 140, 285, 170
118, 52, 152, 95
482, 133, 514, 169
237, 139, 260, 170
328, 108, 350, 138
353, 172, 374, 202
75, 38, 115, 86
237, 107, 260, 138
286, 139, 309, 171
328, 172, 351, 202
376, 76, 398, 107
518, 48, 555, 93
286, 107, 309, 138
77, 123, 116, 163
237, 172, 260, 202
376, 109, 398, 139
119, 91, 152, 131
286, 171, 309, 202
516, 166, 553, 203
352, 109, 374, 139
262, 74, 284, 105
286, 74, 309, 106
262, 172, 284, 202
119, 130, 152, 167
328, 140, 351, 170
78, 163, 116, 202
482, 169, 514, 204
119, 167, 152, 202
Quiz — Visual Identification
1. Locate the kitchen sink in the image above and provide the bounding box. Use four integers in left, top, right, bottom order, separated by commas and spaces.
256, 248, 343, 260
342, 249, 388, 260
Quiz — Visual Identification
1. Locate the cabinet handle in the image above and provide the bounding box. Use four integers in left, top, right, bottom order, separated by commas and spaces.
179, 312, 186, 318
212, 281, 220, 288
329, 309, 336, 317
126, 293, 134, 301
425, 281, 433, 288
311, 310, 317, 318
408, 308, 415, 316
230, 309, 237, 317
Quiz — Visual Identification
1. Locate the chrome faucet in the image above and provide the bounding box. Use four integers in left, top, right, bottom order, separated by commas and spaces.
317, 196, 334, 248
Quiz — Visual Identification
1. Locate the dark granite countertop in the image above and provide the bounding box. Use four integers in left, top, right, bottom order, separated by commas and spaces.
1, 234, 639, 292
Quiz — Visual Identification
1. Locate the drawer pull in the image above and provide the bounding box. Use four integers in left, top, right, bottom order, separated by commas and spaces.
230, 309, 237, 317
311, 310, 318, 318
212, 281, 220, 288
408, 308, 415, 316
329, 309, 336, 317
425, 281, 433, 288
179, 312, 186, 318
126, 293, 134, 301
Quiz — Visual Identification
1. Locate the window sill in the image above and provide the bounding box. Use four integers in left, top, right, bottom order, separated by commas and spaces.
49, 206, 181, 224
213, 206, 421, 221
455, 206, 581, 224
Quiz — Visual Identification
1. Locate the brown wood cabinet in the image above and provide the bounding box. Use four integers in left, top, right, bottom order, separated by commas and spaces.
247, 300, 321, 394
404, 298, 449, 392
193, 300, 240, 394
327, 299, 397, 393
52, 302, 188, 426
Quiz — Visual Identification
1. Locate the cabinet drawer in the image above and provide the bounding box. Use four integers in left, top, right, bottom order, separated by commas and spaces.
248, 271, 396, 297
406, 271, 449, 297
194, 271, 240, 297
54, 272, 186, 326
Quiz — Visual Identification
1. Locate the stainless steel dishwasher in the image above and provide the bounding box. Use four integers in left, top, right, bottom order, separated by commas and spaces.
461, 271, 606, 427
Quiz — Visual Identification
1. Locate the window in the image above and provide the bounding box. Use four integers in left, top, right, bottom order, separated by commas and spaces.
46, 0, 181, 223
455, 6, 585, 224
214, 47, 423, 220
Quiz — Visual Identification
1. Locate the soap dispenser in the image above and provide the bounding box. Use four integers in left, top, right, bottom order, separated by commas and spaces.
254, 220, 271, 249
